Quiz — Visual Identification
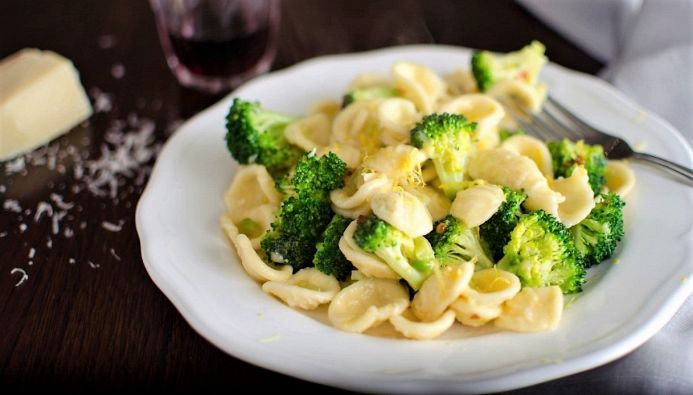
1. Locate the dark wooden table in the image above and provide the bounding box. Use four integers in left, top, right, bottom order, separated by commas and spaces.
1, 0, 604, 392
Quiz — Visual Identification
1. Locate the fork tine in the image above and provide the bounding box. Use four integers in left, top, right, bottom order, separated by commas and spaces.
501, 100, 554, 141
539, 105, 584, 141
506, 101, 564, 141
547, 96, 601, 136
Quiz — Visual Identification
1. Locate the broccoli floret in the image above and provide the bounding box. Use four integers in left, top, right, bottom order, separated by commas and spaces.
342, 86, 399, 108
313, 214, 354, 281
499, 128, 525, 142
225, 98, 305, 175
498, 210, 585, 294
238, 217, 263, 239
353, 215, 436, 290
570, 192, 625, 267
261, 152, 347, 270
548, 138, 607, 194
427, 215, 494, 270
410, 113, 477, 197
471, 41, 547, 92
479, 187, 527, 261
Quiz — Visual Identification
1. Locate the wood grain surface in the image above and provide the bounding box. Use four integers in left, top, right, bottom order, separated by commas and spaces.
0, 0, 602, 391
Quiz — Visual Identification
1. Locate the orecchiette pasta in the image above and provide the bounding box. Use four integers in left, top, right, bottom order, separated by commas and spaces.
262, 268, 340, 310
348, 73, 391, 90
411, 262, 474, 322
378, 98, 420, 145
223, 165, 282, 248
450, 184, 505, 227
450, 268, 521, 327
331, 100, 383, 154
371, 190, 433, 238
284, 113, 332, 151
339, 221, 399, 279
361, 145, 427, 187
232, 233, 293, 283
605, 160, 636, 197
488, 79, 547, 113
494, 286, 563, 332
443, 69, 478, 96
328, 278, 409, 333
552, 166, 596, 227
500, 135, 553, 178
439, 94, 505, 149
330, 172, 392, 218
389, 309, 456, 340
308, 99, 341, 119
468, 148, 565, 217
392, 62, 445, 114
403, 185, 451, 221
316, 143, 363, 169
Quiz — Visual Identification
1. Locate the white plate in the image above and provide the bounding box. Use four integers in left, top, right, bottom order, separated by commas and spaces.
136, 45, 693, 393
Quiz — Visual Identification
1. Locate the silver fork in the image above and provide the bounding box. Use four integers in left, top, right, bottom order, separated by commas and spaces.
504, 96, 693, 185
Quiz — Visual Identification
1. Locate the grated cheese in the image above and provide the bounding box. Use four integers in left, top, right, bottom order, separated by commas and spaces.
10, 268, 29, 287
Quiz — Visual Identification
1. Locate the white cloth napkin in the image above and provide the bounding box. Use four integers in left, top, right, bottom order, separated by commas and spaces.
517, 0, 693, 392
520, 0, 693, 142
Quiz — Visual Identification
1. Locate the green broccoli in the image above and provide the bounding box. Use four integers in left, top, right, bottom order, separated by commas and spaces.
471, 41, 547, 92
479, 187, 527, 261
548, 138, 608, 194
342, 86, 400, 108
570, 192, 625, 267
410, 113, 477, 197
426, 215, 494, 270
499, 128, 525, 142
313, 214, 354, 281
353, 215, 436, 290
498, 210, 585, 294
225, 98, 305, 175
261, 152, 347, 270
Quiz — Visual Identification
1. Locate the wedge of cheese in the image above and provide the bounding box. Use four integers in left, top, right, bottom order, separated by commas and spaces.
0, 49, 92, 160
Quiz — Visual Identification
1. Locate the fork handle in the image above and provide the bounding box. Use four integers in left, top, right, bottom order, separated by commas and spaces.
631, 152, 693, 185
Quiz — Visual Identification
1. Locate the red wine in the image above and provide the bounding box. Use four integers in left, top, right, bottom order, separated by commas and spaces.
169, 27, 271, 78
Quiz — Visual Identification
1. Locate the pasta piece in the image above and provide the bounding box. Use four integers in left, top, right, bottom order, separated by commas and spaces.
223, 164, 282, 218
489, 79, 547, 113
348, 73, 391, 90
378, 98, 420, 145
371, 190, 433, 238
262, 268, 340, 310
439, 94, 505, 149
450, 268, 521, 327
317, 143, 363, 169
443, 69, 478, 96
450, 184, 505, 227
233, 233, 292, 283
308, 99, 341, 119
339, 221, 399, 279
392, 62, 445, 114
494, 286, 563, 332
223, 165, 281, 248
403, 185, 451, 222
389, 309, 456, 340
500, 135, 553, 178
605, 160, 636, 197
328, 278, 409, 333
421, 161, 438, 183
284, 113, 331, 151
330, 172, 392, 218
331, 100, 382, 154
411, 261, 474, 322
552, 166, 596, 227
362, 145, 427, 187
468, 148, 565, 217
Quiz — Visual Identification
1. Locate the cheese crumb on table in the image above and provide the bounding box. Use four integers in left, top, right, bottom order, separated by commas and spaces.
0, 48, 92, 160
